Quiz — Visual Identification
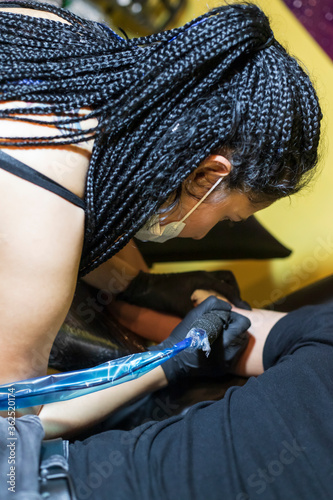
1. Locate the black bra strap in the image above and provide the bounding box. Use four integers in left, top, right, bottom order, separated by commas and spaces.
0, 150, 85, 210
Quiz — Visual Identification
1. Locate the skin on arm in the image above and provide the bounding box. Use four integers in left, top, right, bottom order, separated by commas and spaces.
232, 305, 286, 377
81, 240, 148, 293
82, 240, 180, 341
116, 239, 149, 274
108, 300, 181, 342
40, 366, 167, 439
191, 289, 287, 377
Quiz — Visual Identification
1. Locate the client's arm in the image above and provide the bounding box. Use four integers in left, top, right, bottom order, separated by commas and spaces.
191, 289, 287, 377
81, 240, 181, 341
40, 297, 248, 439
39, 366, 168, 439
231, 306, 287, 377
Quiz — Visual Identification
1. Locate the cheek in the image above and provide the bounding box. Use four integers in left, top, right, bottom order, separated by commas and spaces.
181, 211, 221, 238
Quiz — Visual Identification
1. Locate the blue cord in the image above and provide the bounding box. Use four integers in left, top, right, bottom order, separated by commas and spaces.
0, 328, 208, 410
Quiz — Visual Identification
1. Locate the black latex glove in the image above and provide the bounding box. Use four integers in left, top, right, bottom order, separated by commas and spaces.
117, 270, 251, 318
149, 296, 251, 384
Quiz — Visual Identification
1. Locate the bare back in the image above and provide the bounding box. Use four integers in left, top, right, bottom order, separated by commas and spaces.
0, 6, 95, 407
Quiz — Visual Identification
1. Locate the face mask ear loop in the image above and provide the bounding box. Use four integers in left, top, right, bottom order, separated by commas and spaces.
175, 176, 224, 226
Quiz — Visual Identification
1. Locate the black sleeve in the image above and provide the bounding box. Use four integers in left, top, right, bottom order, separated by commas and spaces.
263, 304, 333, 369
69, 304, 333, 500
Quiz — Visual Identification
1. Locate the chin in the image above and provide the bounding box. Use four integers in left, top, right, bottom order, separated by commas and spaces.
192, 234, 206, 240
178, 232, 206, 240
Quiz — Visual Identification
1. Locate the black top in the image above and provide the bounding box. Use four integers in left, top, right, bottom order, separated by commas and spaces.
69, 303, 333, 499
0, 149, 85, 210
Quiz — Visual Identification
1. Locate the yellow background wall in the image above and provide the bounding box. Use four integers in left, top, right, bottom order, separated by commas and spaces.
155, 0, 333, 307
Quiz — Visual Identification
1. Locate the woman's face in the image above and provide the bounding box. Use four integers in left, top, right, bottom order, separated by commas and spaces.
160, 188, 270, 240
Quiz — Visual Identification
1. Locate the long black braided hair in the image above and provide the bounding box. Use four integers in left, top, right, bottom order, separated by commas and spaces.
0, 1, 322, 276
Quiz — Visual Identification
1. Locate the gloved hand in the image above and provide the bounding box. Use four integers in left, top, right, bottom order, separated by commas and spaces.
149, 296, 251, 384
117, 270, 251, 318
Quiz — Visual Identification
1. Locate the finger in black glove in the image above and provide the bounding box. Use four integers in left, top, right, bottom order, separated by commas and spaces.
117, 270, 251, 318
149, 296, 251, 384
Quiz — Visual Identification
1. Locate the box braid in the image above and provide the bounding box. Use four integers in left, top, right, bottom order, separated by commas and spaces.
0, 1, 322, 276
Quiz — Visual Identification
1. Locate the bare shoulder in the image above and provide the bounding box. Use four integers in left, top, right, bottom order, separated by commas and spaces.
0, 6, 71, 25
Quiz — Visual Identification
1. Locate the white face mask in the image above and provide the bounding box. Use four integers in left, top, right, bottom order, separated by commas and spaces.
135, 177, 223, 243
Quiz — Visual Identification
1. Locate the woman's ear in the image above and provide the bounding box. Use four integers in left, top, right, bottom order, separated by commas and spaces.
188, 154, 232, 188
184, 154, 232, 198
201, 154, 232, 177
